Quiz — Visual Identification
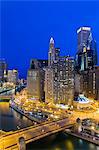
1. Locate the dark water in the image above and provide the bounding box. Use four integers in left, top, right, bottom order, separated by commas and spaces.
0, 102, 34, 131
0, 102, 98, 150
26, 133, 99, 150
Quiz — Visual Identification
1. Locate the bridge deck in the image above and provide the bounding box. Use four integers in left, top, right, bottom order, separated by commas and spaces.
0, 118, 74, 150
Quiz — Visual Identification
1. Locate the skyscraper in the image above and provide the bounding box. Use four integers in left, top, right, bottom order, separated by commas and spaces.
77, 27, 91, 53
27, 59, 48, 101
75, 27, 98, 101
90, 39, 97, 66
48, 37, 55, 66
45, 38, 74, 105
76, 27, 97, 71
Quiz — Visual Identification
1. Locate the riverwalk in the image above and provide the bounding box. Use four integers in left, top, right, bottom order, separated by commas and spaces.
65, 129, 99, 145
10, 103, 41, 123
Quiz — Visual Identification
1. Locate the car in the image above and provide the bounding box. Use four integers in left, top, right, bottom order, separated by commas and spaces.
29, 112, 33, 115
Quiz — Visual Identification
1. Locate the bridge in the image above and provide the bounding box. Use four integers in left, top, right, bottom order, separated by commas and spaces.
0, 95, 12, 100
0, 88, 15, 95
0, 118, 74, 150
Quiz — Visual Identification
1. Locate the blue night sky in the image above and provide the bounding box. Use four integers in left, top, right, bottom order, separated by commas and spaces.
1, 0, 99, 78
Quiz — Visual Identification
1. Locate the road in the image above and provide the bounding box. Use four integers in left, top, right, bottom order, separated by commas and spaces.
0, 118, 74, 150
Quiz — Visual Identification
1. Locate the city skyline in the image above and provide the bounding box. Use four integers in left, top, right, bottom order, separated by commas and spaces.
1, 1, 99, 78
0, 1, 99, 149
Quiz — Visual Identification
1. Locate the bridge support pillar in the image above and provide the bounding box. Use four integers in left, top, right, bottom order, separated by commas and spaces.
18, 137, 26, 150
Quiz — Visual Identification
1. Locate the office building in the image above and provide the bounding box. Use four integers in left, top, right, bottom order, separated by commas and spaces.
7, 69, 19, 84
0, 59, 7, 82
27, 69, 44, 100
53, 56, 74, 105
88, 66, 99, 100
45, 37, 75, 105
27, 59, 48, 101
76, 27, 97, 71
77, 27, 91, 53
45, 67, 53, 102
48, 37, 55, 66
74, 66, 99, 101
74, 73, 84, 94
48, 37, 60, 67
30, 59, 48, 69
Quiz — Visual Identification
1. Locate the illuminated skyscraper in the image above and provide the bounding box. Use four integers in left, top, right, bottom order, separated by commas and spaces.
77, 27, 91, 53
48, 37, 55, 66
45, 38, 74, 105
76, 27, 97, 71
75, 27, 98, 101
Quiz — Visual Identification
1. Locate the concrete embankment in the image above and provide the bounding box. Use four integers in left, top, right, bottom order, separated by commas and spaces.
10, 104, 41, 123
65, 130, 99, 145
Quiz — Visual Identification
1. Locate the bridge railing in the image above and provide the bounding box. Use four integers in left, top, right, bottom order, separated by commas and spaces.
1, 117, 73, 138
0, 118, 74, 150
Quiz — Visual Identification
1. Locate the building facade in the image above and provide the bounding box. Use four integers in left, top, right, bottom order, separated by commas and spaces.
76, 27, 97, 71
0, 59, 7, 82
74, 66, 99, 101
88, 66, 99, 100
45, 38, 74, 105
74, 27, 98, 101
27, 59, 48, 101
7, 69, 19, 84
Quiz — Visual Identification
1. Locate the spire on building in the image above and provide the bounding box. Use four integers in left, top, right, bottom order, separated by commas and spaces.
50, 37, 54, 44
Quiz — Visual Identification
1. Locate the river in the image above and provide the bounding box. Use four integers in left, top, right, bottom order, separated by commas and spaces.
0, 102, 98, 150
0, 102, 34, 131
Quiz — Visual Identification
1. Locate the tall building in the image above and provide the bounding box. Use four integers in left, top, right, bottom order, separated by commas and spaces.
0, 59, 7, 82
30, 59, 48, 69
74, 66, 99, 101
53, 56, 74, 105
27, 69, 44, 100
76, 27, 97, 71
27, 59, 48, 101
7, 69, 19, 84
90, 40, 97, 66
48, 37, 60, 67
74, 73, 84, 94
45, 67, 53, 102
77, 27, 91, 53
45, 38, 75, 105
87, 66, 99, 100
75, 27, 98, 101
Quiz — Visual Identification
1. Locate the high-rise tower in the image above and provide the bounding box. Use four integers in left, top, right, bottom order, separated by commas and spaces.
76, 27, 97, 71
45, 37, 74, 105
48, 37, 55, 66
77, 27, 91, 53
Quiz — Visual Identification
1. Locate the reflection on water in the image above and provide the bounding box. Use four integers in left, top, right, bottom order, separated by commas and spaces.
27, 128, 99, 150
0, 102, 34, 131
